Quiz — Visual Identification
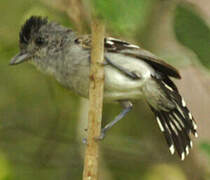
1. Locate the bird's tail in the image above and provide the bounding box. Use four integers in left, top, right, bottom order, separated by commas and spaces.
147, 76, 198, 160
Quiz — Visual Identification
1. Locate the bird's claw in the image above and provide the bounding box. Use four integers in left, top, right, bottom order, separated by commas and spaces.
95, 130, 106, 141
83, 129, 106, 143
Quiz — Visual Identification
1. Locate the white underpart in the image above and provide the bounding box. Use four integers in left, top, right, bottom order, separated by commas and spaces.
103, 52, 155, 102
169, 145, 175, 155
156, 117, 164, 132
182, 98, 186, 107
181, 152, 185, 161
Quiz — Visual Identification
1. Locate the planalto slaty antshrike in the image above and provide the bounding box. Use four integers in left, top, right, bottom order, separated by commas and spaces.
10, 16, 198, 160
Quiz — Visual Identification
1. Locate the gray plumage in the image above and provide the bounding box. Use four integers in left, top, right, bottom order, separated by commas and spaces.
10, 16, 198, 160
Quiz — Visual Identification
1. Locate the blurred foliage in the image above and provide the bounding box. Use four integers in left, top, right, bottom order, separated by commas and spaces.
174, 3, 210, 69
91, 0, 156, 37
143, 164, 187, 180
200, 142, 210, 159
0, 152, 12, 180
0, 0, 210, 180
0, 0, 70, 51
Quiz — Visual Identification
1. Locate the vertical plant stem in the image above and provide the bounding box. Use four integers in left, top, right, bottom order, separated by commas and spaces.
82, 19, 105, 180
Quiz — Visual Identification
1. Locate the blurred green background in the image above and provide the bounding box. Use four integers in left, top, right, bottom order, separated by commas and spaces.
0, 0, 210, 179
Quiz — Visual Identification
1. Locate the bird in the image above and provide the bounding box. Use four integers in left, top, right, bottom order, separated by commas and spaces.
10, 16, 198, 160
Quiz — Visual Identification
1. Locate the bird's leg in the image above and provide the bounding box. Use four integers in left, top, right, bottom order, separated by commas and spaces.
96, 101, 133, 140
105, 56, 141, 79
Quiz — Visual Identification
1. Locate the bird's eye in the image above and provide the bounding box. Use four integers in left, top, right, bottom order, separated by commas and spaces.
35, 37, 45, 46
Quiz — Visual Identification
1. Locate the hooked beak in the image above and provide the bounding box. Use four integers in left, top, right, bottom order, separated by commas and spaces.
9, 52, 31, 65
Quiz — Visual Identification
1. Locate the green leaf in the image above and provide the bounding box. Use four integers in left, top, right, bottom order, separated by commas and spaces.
174, 3, 210, 69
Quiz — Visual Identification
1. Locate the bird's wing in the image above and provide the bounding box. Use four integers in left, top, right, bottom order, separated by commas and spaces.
75, 35, 181, 79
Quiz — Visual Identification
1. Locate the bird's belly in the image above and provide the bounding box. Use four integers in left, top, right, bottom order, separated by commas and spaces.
103, 66, 144, 102
63, 64, 147, 102
103, 90, 143, 102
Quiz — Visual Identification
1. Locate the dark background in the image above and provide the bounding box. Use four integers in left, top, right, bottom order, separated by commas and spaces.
0, 0, 210, 179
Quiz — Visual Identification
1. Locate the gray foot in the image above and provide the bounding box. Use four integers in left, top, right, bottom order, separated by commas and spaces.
95, 129, 106, 141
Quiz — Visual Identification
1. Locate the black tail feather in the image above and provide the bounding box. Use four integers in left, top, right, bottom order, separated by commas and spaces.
148, 76, 197, 160
150, 107, 175, 154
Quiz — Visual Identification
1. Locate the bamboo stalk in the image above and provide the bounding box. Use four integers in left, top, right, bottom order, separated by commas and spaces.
82, 19, 105, 180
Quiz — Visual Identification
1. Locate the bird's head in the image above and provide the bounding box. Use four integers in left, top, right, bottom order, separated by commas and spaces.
10, 16, 74, 71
